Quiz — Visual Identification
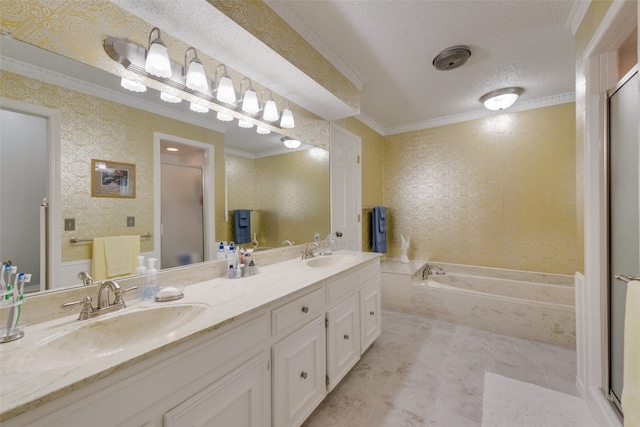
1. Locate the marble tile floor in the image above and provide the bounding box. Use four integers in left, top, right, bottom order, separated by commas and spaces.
302, 310, 578, 427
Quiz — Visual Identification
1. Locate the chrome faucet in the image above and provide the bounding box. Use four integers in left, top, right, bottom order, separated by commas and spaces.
77, 271, 93, 286
61, 280, 137, 320
97, 280, 121, 309
301, 242, 320, 260
422, 264, 445, 279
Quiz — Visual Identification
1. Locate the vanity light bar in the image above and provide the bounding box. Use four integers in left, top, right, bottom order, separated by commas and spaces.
103, 35, 294, 130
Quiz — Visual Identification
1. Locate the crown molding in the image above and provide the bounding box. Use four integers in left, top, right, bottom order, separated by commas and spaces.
264, 0, 366, 90
567, 0, 592, 35
0, 56, 227, 134
354, 112, 385, 136
384, 92, 576, 136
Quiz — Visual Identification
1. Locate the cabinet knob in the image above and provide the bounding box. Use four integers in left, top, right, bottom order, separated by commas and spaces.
343, 334, 350, 340
301, 306, 309, 314
370, 311, 375, 316
300, 371, 308, 379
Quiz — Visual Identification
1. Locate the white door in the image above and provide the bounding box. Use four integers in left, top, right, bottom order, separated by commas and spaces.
330, 123, 361, 250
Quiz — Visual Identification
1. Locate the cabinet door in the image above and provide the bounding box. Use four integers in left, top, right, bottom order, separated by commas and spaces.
164, 353, 269, 427
272, 315, 326, 427
327, 294, 360, 391
360, 280, 382, 354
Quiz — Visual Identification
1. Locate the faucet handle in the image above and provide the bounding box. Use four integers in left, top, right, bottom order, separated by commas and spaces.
61, 296, 94, 320
113, 286, 138, 308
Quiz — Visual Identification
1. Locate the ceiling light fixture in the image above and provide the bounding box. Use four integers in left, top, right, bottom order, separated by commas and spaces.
281, 137, 301, 149
166, 147, 179, 152
479, 87, 524, 111
183, 47, 208, 92
120, 77, 146, 93
189, 102, 209, 113
238, 118, 254, 129
144, 27, 172, 78
217, 110, 233, 122
432, 45, 471, 71
261, 89, 279, 122
240, 78, 260, 114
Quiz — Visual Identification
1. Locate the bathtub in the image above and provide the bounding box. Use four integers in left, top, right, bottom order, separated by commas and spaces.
409, 262, 575, 347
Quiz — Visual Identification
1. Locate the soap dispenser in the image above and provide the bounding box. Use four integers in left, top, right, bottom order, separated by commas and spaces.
141, 258, 159, 300
135, 255, 147, 275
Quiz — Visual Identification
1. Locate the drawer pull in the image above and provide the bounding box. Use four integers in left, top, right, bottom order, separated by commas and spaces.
301, 306, 309, 314
370, 311, 375, 316
344, 334, 350, 340
300, 371, 308, 379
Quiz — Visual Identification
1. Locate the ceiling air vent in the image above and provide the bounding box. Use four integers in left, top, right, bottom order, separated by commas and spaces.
432, 45, 471, 71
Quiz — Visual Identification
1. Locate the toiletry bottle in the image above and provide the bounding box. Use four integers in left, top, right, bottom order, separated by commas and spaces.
217, 241, 226, 260
228, 265, 236, 279
228, 242, 235, 260
141, 258, 159, 300
248, 259, 255, 276
136, 256, 147, 275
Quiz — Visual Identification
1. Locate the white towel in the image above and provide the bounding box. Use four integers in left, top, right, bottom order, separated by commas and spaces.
623, 280, 640, 427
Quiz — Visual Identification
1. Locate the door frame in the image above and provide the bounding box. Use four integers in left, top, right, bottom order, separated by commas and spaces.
0, 97, 61, 291
580, 1, 637, 425
153, 132, 215, 268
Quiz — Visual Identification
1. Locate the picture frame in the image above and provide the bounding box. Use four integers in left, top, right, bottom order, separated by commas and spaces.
91, 159, 136, 198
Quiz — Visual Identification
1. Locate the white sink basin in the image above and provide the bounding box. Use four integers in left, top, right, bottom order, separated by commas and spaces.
305, 255, 358, 269
40, 303, 208, 359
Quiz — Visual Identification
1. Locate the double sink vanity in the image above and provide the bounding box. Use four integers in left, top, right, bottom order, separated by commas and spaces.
0, 249, 381, 427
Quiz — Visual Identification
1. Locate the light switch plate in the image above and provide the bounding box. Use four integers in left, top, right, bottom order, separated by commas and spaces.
127, 216, 135, 227
64, 218, 75, 231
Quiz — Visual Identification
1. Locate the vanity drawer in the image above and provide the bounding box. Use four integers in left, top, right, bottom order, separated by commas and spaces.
272, 287, 325, 336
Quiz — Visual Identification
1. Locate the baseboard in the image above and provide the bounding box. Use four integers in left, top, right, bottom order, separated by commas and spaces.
586, 387, 623, 427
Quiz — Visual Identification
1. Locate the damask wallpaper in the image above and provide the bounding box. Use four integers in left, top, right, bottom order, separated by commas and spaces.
383, 103, 576, 274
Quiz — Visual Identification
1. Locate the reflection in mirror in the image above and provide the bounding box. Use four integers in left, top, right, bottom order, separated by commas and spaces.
0, 36, 330, 294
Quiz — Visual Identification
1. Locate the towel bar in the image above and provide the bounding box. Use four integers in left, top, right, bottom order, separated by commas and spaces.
69, 232, 152, 244
615, 274, 640, 284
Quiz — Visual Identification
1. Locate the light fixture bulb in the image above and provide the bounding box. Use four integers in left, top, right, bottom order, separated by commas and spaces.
280, 106, 295, 129
479, 87, 523, 111
145, 28, 172, 78
120, 78, 146, 93
217, 111, 233, 122
262, 99, 279, 122
160, 91, 182, 103
185, 60, 208, 92
256, 126, 271, 135
238, 118, 254, 129
282, 137, 301, 149
190, 102, 209, 113
242, 88, 260, 114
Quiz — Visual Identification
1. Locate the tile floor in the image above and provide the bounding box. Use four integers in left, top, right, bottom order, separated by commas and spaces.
302, 310, 578, 427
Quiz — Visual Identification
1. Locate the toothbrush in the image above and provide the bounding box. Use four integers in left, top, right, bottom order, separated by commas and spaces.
14, 274, 30, 329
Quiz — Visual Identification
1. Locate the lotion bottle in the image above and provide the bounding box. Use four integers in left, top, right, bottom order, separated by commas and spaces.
141, 258, 159, 300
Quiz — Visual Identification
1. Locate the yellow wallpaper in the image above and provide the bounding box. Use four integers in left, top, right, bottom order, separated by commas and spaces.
383, 103, 577, 275
1, 71, 226, 262
226, 150, 331, 248
210, 0, 360, 113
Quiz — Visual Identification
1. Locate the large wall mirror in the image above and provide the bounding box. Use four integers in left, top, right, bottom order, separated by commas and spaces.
0, 35, 330, 294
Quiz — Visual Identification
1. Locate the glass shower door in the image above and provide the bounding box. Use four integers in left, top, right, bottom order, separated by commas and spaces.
607, 67, 639, 408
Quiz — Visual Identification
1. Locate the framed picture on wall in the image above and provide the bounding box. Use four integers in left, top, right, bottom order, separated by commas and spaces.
91, 159, 136, 198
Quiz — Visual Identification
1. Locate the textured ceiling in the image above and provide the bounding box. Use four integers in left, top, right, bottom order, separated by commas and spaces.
269, 0, 578, 133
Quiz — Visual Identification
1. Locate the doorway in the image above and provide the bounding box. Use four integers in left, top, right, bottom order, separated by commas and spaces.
0, 99, 60, 292
154, 133, 215, 270
606, 67, 639, 410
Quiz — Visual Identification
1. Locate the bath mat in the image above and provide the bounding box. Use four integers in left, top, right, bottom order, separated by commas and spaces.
481, 372, 596, 427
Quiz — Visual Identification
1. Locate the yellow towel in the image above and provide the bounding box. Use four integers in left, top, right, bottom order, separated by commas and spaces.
92, 236, 140, 281
623, 280, 640, 427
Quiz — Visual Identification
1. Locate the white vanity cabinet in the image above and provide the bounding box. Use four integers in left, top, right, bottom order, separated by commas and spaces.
360, 279, 382, 354
272, 315, 327, 427
327, 293, 360, 391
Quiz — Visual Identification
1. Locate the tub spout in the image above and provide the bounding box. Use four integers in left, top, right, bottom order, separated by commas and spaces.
422, 264, 445, 280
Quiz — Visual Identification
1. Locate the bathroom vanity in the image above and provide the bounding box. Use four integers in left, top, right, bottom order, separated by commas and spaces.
0, 251, 381, 427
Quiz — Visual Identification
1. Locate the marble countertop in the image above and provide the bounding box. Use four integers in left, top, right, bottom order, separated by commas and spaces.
0, 250, 380, 422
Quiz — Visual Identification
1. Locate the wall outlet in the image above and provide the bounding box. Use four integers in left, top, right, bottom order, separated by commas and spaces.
127, 216, 135, 227
64, 218, 75, 231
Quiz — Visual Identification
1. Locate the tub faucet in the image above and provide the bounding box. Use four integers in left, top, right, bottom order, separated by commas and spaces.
422, 264, 445, 279
282, 240, 294, 247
